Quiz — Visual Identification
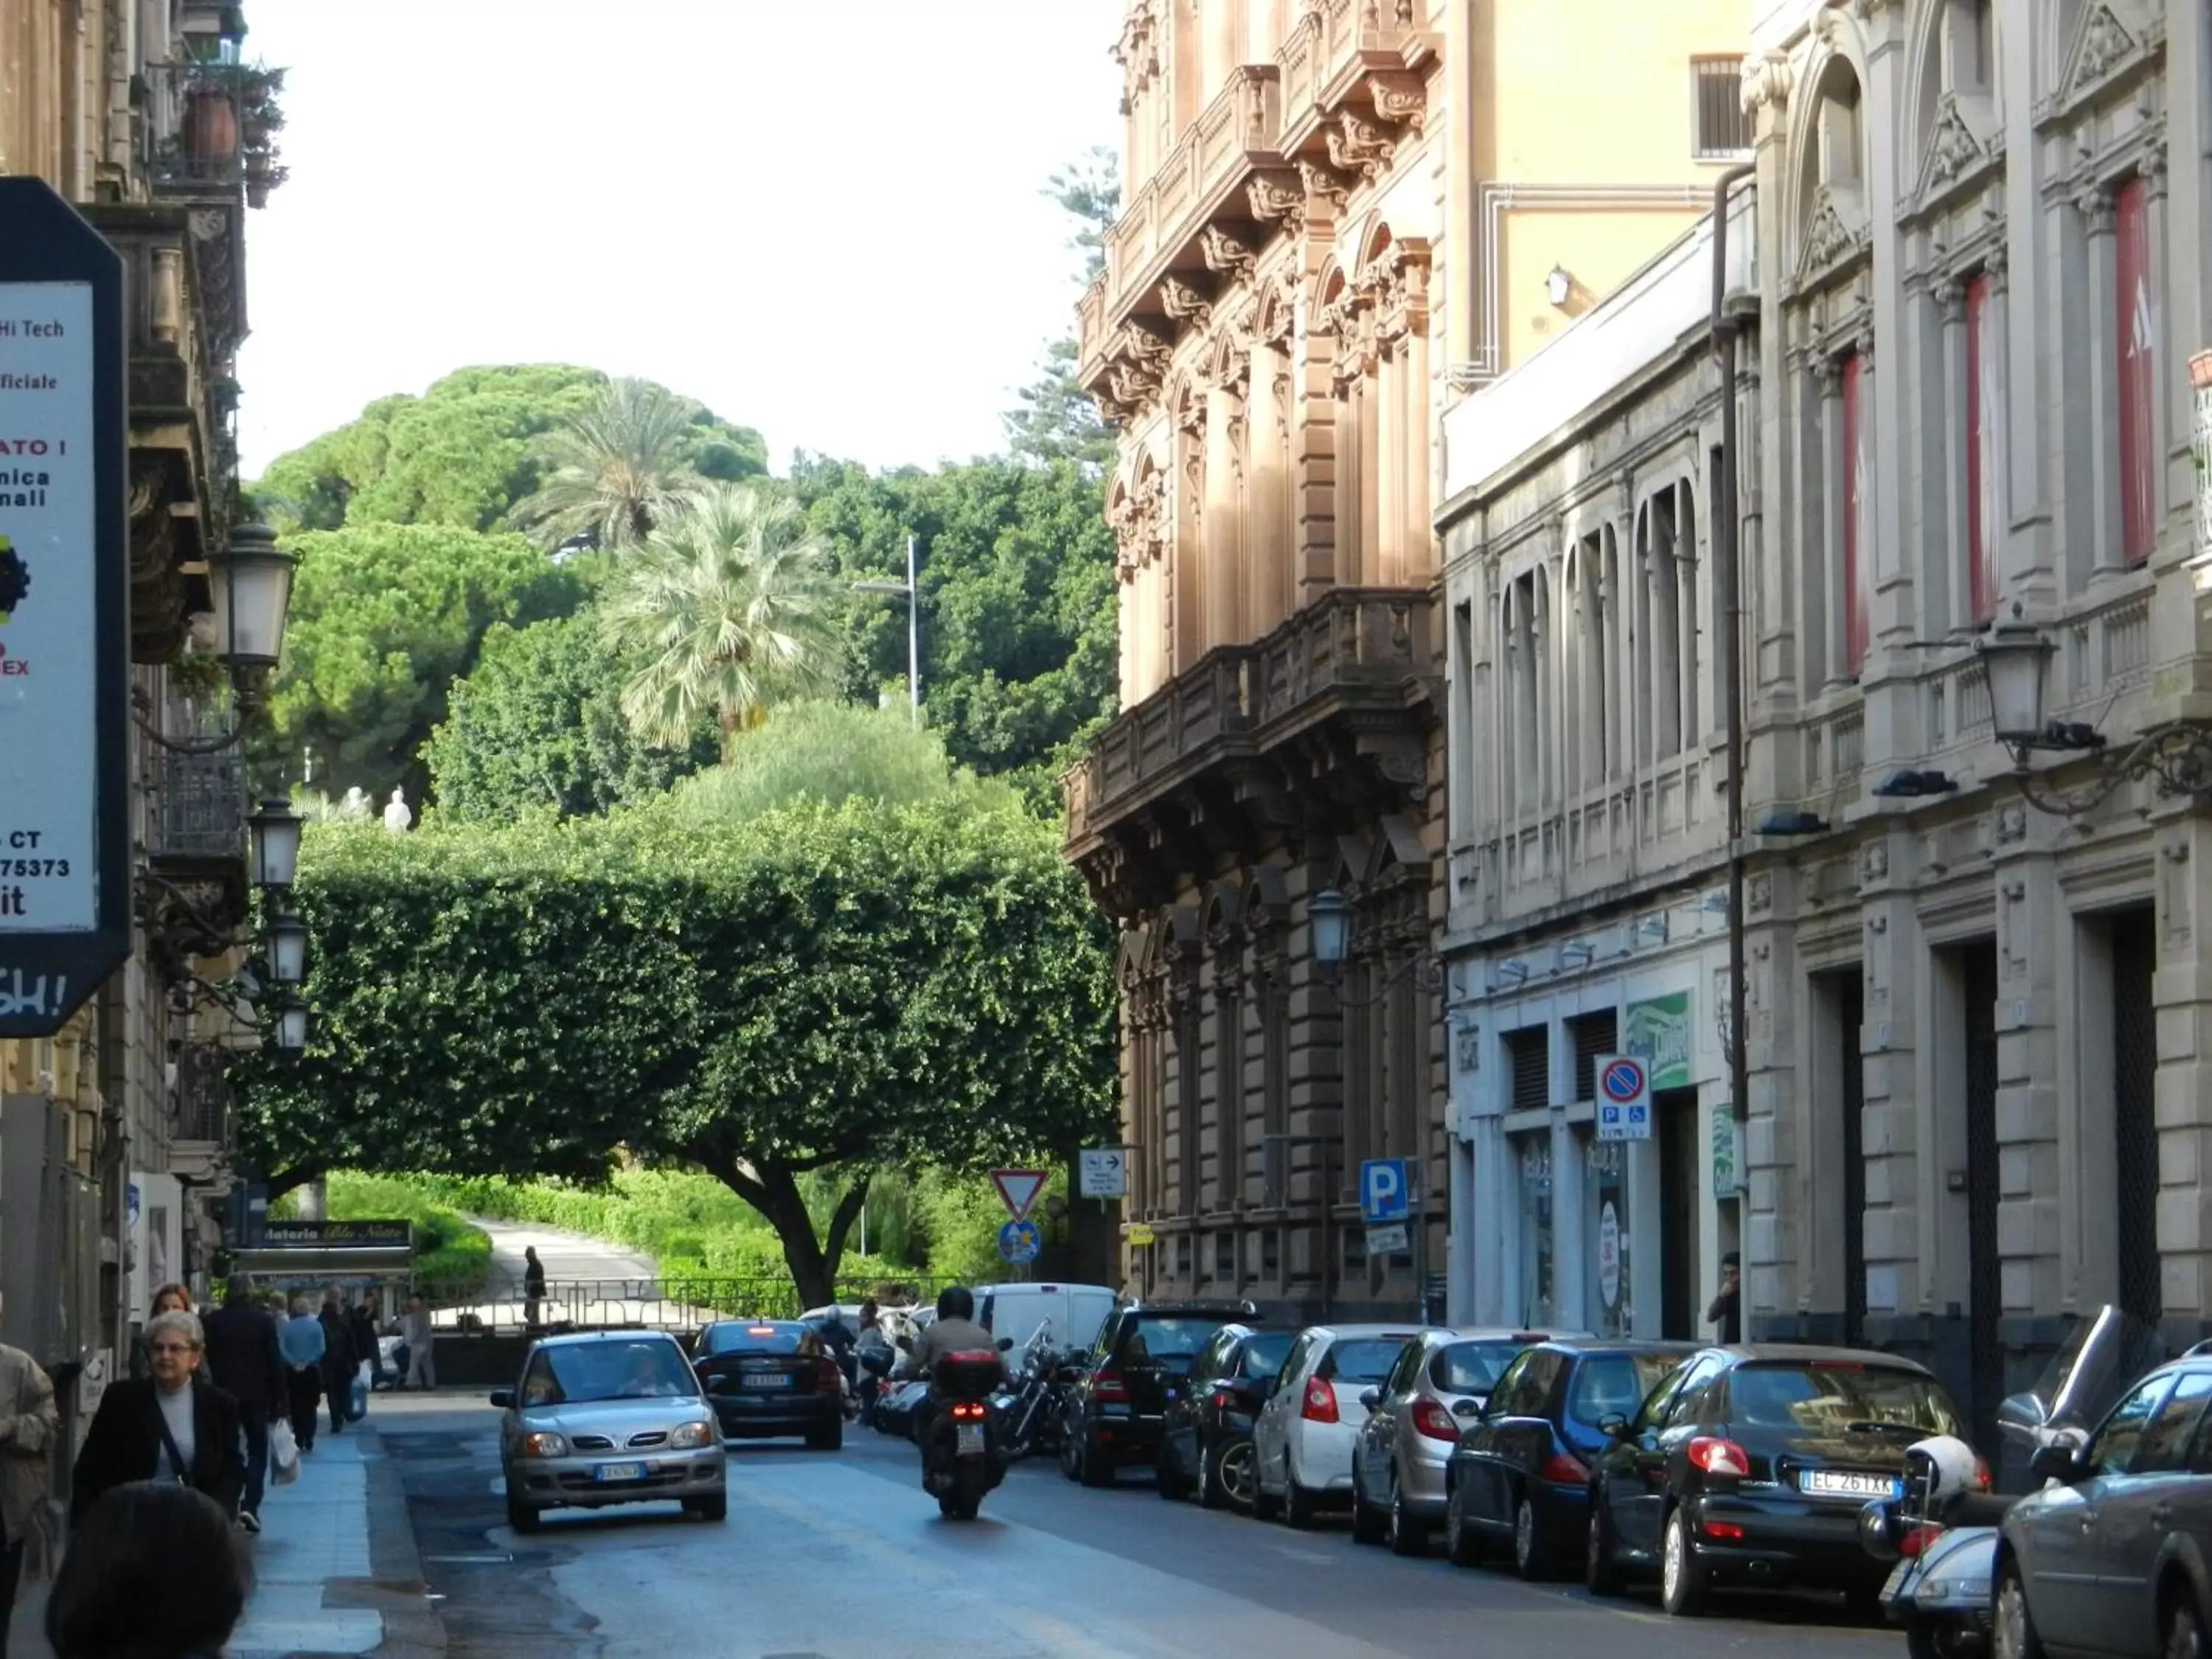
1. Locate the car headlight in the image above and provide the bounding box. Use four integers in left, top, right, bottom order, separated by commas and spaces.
521, 1431, 568, 1458
669, 1420, 715, 1450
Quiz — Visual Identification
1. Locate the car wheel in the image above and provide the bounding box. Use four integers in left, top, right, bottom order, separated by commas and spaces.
1388, 1472, 1426, 1558
1445, 1481, 1486, 1568
1994, 1562, 2045, 1659
1512, 1491, 1545, 1580
806, 1420, 843, 1452
1660, 1506, 1709, 1617
1585, 1490, 1624, 1596
683, 1494, 728, 1523
2164, 1589, 2208, 1659
1906, 1618, 1975, 1659
1079, 1439, 1116, 1489
1349, 1461, 1384, 1545
1155, 1448, 1188, 1501
1283, 1452, 1319, 1531
1208, 1438, 1254, 1513
1060, 1428, 1082, 1482
505, 1487, 541, 1535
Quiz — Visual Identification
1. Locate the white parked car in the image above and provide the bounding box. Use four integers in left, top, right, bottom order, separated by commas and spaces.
1251, 1322, 1428, 1528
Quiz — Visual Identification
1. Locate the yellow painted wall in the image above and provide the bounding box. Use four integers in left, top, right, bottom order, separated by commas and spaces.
1498, 205, 1706, 369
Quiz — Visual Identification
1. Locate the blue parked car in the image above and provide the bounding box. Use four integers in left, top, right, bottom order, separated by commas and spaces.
1443, 1339, 1697, 1578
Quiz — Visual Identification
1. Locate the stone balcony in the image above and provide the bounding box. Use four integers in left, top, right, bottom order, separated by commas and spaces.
1077, 0, 1438, 396
1065, 587, 1439, 915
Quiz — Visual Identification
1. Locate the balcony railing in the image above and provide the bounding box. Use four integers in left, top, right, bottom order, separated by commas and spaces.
143, 58, 288, 207
173, 1044, 229, 1145
1065, 587, 1433, 849
153, 748, 246, 865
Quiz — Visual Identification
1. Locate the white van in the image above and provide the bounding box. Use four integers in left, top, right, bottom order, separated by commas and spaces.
975, 1282, 1116, 1358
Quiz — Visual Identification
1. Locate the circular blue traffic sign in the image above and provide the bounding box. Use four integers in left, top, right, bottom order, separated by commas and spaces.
1600, 1058, 1646, 1103
998, 1218, 1042, 1265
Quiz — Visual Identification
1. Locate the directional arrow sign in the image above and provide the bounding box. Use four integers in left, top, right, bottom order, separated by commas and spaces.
991, 1169, 1048, 1220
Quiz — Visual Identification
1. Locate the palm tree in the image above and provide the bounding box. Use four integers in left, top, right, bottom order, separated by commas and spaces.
600, 483, 839, 754
511, 378, 703, 552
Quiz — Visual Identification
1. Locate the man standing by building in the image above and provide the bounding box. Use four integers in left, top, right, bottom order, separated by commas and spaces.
400, 1295, 435, 1391
1706, 1252, 1742, 1344
201, 1275, 286, 1531
0, 1294, 58, 1656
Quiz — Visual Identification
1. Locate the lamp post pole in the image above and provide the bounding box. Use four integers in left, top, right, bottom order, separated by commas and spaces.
1712, 163, 1756, 1172
853, 535, 920, 720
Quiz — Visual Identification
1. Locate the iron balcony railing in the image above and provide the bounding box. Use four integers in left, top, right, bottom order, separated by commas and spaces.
142, 58, 286, 202
153, 748, 246, 864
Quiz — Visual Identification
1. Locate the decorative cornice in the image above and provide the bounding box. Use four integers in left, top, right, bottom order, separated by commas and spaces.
1741, 49, 1793, 114
1919, 94, 1988, 193
2067, 3, 2136, 98
2075, 183, 2115, 234
1795, 185, 1870, 286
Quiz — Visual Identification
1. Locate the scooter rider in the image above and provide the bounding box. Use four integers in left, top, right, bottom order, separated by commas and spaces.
911, 1286, 1003, 1486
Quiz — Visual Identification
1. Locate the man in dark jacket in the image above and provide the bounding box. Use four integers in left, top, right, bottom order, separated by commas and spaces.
317, 1290, 359, 1436
200, 1275, 287, 1530
72, 1310, 246, 1525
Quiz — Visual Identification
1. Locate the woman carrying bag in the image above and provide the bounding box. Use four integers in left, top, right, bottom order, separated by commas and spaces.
70, 1311, 245, 1524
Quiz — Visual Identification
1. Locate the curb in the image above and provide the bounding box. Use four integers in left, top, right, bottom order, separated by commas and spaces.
342, 1419, 447, 1659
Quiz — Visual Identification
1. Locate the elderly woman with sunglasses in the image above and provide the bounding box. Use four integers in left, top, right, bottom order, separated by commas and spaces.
71, 1310, 246, 1526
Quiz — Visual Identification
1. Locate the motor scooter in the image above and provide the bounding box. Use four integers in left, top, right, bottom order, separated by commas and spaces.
922, 1343, 1013, 1520
1859, 1305, 2163, 1658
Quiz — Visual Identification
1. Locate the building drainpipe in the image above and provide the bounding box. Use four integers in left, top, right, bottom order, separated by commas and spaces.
1711, 164, 1757, 1293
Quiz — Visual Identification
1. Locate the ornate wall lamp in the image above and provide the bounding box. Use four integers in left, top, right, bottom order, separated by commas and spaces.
1308, 886, 1445, 1008
139, 523, 299, 754
1978, 612, 2212, 817
142, 795, 310, 1048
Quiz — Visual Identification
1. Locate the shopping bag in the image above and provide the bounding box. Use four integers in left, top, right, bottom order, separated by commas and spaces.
270, 1419, 301, 1486
347, 1372, 369, 1423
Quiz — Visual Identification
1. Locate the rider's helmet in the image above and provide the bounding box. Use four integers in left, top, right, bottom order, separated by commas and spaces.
936, 1284, 975, 1322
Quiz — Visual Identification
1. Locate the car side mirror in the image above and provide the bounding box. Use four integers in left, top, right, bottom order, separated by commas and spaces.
998, 1338, 1015, 1352
2030, 1441, 2084, 1484
1451, 1397, 1481, 1419
1597, 1411, 1630, 1439
489, 1389, 514, 1410
895, 1335, 914, 1354
1359, 1388, 1382, 1411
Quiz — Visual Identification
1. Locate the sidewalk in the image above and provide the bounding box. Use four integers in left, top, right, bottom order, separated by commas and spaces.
7, 1408, 442, 1659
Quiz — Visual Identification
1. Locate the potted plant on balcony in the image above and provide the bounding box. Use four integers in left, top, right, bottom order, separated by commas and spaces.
181, 67, 240, 181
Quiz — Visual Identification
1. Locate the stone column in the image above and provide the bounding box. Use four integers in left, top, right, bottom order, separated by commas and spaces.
2078, 186, 2124, 577
1993, 827, 2063, 1334
1203, 385, 1244, 649
2152, 812, 2212, 1346
1815, 358, 1846, 693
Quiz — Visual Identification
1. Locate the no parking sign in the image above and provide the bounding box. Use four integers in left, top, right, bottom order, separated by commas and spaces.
1593, 1054, 1652, 1141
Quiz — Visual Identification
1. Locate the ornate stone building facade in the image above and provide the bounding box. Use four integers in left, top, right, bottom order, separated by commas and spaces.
1440, 0, 2212, 1443
2, 0, 279, 1491
1066, 0, 1752, 1316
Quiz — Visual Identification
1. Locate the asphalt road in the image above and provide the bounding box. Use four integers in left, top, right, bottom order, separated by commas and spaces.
380, 1397, 1906, 1659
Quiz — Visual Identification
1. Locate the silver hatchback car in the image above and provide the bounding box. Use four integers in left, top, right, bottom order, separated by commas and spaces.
493, 1331, 728, 1531
1351, 1326, 1583, 1554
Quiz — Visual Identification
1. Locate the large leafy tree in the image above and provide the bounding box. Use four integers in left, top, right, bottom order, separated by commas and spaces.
231, 796, 1116, 1307
260, 522, 585, 799
601, 483, 839, 755
509, 377, 762, 554
1004, 147, 1119, 472
423, 611, 717, 821
799, 455, 1116, 791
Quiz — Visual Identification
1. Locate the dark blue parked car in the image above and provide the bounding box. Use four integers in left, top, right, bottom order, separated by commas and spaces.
1155, 1324, 1294, 1513
1444, 1340, 1697, 1578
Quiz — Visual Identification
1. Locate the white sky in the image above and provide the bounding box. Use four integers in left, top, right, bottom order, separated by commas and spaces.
234, 0, 1125, 478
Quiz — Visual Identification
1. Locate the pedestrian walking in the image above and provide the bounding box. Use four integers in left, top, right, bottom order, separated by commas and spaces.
522, 1246, 546, 1326
132, 1283, 195, 1380
348, 1292, 383, 1391
400, 1295, 436, 1390
0, 1293, 58, 1658
279, 1296, 326, 1452
45, 1481, 250, 1659
317, 1291, 358, 1436
71, 1310, 246, 1524
199, 1275, 287, 1533
1707, 1251, 1742, 1344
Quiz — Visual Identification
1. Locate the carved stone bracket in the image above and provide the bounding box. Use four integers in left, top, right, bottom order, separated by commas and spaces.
1365, 72, 1426, 138
1326, 111, 1397, 183
1200, 225, 1256, 284
1108, 467, 1169, 583
1248, 171, 1307, 233
1160, 276, 1214, 327
1298, 159, 1352, 218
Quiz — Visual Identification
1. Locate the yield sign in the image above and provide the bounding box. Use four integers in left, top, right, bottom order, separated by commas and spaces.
991, 1169, 1048, 1220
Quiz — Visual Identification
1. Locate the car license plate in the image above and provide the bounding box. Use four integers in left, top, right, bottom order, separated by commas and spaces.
742, 1373, 793, 1390
1801, 1469, 1902, 1499
956, 1423, 985, 1456
593, 1462, 645, 1483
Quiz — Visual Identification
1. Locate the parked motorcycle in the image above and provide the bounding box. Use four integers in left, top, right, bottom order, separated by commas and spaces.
922, 1346, 1012, 1521
1859, 1305, 2162, 1658
991, 1324, 1076, 1461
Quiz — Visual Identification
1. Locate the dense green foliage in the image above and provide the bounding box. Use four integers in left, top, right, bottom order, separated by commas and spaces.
423, 611, 714, 821
233, 799, 1116, 1304
801, 455, 1118, 791
511, 377, 762, 553
262, 521, 586, 799
670, 701, 982, 822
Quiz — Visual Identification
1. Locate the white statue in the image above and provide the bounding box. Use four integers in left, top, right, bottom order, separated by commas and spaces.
338, 786, 369, 821
383, 786, 413, 835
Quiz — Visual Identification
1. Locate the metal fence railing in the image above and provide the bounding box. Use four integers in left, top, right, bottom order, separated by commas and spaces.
428, 1276, 957, 1337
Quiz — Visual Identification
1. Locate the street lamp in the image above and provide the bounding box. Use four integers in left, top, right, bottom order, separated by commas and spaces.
265, 908, 307, 987
1306, 887, 1444, 1001
1976, 613, 2212, 815
274, 995, 309, 1052
853, 532, 920, 718
141, 521, 299, 754
247, 798, 303, 888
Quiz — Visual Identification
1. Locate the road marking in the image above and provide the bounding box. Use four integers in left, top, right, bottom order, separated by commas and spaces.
424, 1554, 512, 1565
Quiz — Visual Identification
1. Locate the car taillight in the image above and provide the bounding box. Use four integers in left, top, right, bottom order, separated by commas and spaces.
1211, 1389, 1234, 1411
1302, 1377, 1339, 1424
1412, 1399, 1461, 1442
818, 1358, 843, 1390
1091, 1370, 1128, 1402
1973, 1458, 1992, 1491
1702, 1519, 1745, 1540
949, 1400, 987, 1422
1900, 1524, 1940, 1557
1687, 1436, 1751, 1478
1538, 1450, 1589, 1485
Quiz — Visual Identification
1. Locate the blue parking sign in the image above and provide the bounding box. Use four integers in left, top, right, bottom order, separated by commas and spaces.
1360, 1158, 1412, 1223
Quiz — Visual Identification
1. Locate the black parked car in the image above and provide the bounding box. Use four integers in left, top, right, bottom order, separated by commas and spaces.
1156, 1324, 1295, 1512
690, 1320, 844, 1450
1996, 1346, 2212, 1659
1584, 1344, 1967, 1615
1060, 1300, 1255, 1488
1444, 1340, 1696, 1578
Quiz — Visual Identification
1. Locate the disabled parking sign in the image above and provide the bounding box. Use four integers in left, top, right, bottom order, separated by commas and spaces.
1594, 1054, 1652, 1142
